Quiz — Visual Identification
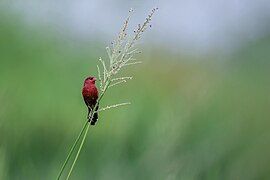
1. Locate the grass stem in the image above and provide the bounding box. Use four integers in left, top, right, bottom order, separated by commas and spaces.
56, 120, 88, 180
66, 124, 90, 180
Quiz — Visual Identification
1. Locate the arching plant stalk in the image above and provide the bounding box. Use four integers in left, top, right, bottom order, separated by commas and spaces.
56, 7, 157, 179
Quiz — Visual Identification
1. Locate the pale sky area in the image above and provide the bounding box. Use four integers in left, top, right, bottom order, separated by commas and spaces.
2, 0, 270, 54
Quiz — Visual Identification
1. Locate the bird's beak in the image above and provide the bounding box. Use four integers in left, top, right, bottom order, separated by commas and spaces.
93, 77, 97, 81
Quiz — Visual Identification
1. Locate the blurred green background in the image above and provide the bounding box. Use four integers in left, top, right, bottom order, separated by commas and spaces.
1, 2, 270, 180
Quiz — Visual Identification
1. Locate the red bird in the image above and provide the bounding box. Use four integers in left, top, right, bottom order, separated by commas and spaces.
82, 76, 99, 125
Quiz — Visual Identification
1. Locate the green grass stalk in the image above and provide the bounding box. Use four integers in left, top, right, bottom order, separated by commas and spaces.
56, 121, 88, 180
66, 124, 90, 180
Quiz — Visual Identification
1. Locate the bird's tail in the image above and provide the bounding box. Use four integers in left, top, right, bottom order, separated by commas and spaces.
90, 112, 98, 125
88, 104, 99, 125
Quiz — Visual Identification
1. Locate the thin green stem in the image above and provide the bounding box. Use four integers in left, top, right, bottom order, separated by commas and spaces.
66, 124, 90, 180
56, 120, 88, 180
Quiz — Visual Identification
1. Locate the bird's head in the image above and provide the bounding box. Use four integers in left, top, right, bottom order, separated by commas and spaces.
84, 76, 97, 85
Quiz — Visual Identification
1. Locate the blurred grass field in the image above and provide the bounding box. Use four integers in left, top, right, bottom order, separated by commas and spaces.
1, 12, 270, 180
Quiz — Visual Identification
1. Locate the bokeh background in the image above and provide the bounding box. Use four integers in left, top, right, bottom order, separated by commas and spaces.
1, 1, 270, 179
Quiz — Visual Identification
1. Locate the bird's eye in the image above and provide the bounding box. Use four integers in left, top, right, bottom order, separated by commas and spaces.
89, 77, 93, 80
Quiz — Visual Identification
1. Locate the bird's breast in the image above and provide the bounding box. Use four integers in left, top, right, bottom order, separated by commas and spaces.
82, 85, 98, 99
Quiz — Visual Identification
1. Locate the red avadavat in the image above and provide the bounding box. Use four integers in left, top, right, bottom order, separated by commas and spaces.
82, 76, 99, 125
